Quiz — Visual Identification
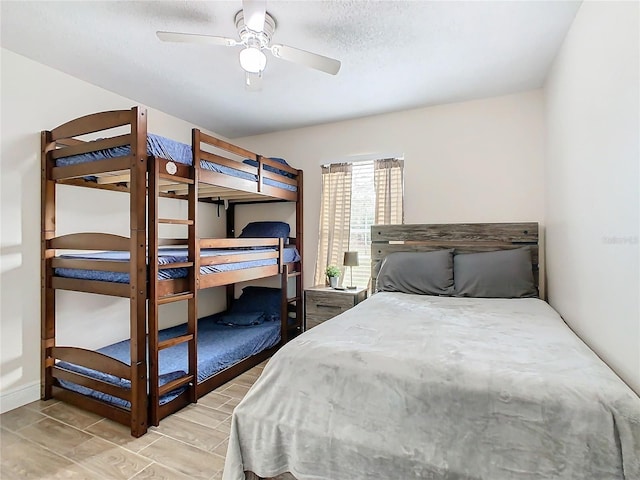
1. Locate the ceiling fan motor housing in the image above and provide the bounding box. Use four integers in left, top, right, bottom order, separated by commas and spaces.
235, 10, 276, 49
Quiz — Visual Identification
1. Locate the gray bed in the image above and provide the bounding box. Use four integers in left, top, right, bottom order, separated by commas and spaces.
222, 224, 640, 480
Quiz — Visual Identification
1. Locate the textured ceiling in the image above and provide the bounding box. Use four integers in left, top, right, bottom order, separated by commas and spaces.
1, 1, 580, 138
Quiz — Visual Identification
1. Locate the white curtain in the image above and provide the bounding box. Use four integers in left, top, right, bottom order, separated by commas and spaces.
374, 158, 404, 225
314, 163, 352, 286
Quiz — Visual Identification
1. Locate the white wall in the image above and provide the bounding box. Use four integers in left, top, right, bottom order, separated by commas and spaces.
0, 49, 228, 411
236, 90, 546, 289
545, 2, 640, 394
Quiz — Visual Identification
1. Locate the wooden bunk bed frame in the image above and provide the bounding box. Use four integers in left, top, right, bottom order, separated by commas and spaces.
41, 106, 303, 436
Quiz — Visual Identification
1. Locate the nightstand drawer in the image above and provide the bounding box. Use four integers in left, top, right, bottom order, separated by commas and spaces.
306, 290, 355, 310
306, 303, 351, 324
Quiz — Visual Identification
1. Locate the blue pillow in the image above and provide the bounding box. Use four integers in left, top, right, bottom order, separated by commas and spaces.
243, 157, 296, 178
230, 286, 282, 322
216, 312, 265, 326
239, 221, 290, 240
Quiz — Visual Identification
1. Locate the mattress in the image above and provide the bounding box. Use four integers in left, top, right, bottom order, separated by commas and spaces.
54, 246, 301, 283
56, 133, 297, 192
57, 314, 281, 409
223, 293, 640, 480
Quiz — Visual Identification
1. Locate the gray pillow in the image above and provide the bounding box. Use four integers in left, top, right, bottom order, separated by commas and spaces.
453, 247, 537, 298
376, 250, 454, 295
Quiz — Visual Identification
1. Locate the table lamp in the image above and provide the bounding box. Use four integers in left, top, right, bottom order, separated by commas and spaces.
343, 251, 359, 289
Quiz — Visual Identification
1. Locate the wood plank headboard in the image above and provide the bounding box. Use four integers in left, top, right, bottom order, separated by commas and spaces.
371, 222, 539, 294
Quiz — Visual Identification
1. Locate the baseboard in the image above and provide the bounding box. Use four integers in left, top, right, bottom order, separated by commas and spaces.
0, 381, 40, 414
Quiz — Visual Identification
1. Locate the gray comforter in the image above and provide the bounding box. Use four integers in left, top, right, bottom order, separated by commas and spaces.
223, 293, 640, 480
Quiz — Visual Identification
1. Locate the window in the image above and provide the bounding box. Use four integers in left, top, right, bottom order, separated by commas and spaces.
315, 158, 404, 288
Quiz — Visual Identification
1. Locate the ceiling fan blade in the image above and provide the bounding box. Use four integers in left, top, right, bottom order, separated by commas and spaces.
245, 71, 263, 91
242, 0, 267, 32
270, 44, 341, 75
156, 31, 237, 47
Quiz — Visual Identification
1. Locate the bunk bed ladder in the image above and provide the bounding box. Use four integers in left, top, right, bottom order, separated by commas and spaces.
148, 154, 199, 426
281, 264, 294, 343
296, 170, 304, 332
281, 169, 304, 340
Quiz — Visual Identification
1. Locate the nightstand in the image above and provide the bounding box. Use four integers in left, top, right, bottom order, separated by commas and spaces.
304, 285, 368, 330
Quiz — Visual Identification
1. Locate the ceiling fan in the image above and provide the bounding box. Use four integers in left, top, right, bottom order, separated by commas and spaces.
157, 0, 341, 90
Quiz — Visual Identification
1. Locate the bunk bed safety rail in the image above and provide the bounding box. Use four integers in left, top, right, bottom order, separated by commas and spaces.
198, 149, 257, 175
50, 347, 133, 402
261, 157, 298, 177
48, 233, 133, 297
192, 129, 299, 202
199, 250, 279, 267
196, 130, 257, 160
199, 238, 280, 248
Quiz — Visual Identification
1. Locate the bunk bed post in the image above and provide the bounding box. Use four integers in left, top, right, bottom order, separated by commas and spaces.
281, 263, 289, 344
188, 128, 200, 404
256, 155, 264, 193
296, 170, 304, 330
148, 154, 161, 425
129, 106, 148, 436
226, 202, 236, 309
226, 202, 236, 238
41, 130, 56, 400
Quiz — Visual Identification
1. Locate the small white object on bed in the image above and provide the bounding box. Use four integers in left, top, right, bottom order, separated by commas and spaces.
223, 293, 640, 480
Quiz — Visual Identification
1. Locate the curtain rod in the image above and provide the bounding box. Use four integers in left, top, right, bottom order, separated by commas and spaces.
320, 152, 404, 167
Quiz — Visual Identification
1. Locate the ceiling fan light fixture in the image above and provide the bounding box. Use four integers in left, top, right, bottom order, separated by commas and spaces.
239, 46, 267, 73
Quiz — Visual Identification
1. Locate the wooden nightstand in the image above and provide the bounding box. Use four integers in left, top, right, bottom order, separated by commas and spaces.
304, 285, 368, 330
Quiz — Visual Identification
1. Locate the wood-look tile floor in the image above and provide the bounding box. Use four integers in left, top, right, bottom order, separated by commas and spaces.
0, 363, 265, 480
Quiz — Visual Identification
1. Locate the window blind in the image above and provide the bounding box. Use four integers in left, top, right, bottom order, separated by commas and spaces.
347, 161, 375, 288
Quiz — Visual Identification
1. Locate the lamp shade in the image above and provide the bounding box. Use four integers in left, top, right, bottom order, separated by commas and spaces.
343, 251, 359, 267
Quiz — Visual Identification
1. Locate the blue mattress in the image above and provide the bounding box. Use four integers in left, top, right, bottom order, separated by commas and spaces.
55, 246, 301, 283
57, 315, 281, 409
56, 133, 296, 192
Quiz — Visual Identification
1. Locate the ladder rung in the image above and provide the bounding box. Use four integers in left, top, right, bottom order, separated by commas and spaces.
157, 292, 194, 305
158, 218, 194, 225
158, 334, 194, 351
158, 374, 194, 396
158, 262, 194, 270
159, 173, 194, 184
287, 296, 300, 303
287, 271, 302, 278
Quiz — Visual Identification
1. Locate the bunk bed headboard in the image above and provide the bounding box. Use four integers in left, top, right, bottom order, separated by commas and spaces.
371, 222, 540, 296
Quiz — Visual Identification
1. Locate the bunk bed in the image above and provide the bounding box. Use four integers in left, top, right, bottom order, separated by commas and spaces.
41, 106, 304, 437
